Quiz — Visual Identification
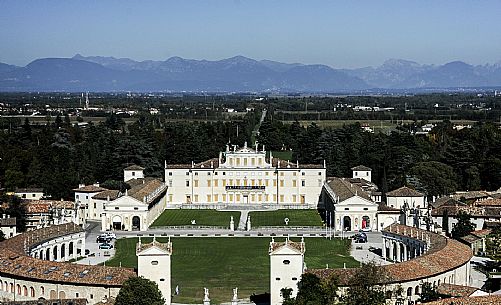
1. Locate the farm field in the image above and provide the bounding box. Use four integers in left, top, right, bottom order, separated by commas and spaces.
105, 237, 357, 304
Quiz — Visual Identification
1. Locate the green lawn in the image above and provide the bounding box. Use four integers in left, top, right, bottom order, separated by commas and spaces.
248, 210, 323, 227
105, 237, 357, 304
151, 210, 241, 227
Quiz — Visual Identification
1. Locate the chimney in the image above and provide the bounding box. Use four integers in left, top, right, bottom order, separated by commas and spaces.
78, 184, 85, 189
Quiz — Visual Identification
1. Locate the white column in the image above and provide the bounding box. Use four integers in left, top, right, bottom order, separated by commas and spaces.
73, 242, 78, 259
396, 242, 402, 262
389, 241, 394, 261
403, 245, 408, 261
382, 238, 387, 260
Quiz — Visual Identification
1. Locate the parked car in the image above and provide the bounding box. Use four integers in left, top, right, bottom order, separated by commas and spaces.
96, 236, 111, 243
99, 243, 113, 249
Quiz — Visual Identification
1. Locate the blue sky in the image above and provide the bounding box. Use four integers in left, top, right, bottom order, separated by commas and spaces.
1, 0, 501, 68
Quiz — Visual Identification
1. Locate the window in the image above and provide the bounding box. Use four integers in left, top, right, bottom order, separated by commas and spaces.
186, 171, 189, 176
194, 180, 199, 187
195, 172, 198, 176
207, 180, 211, 187
292, 277, 298, 281
168, 180, 172, 187
90, 294, 94, 299
302, 172, 305, 176
344, 208, 349, 211
94, 202, 96, 209
292, 180, 297, 187
134, 207, 138, 210
363, 208, 368, 211
302, 180, 306, 187
186, 180, 190, 187
279, 180, 284, 187
115, 207, 119, 210
355, 172, 358, 176
283, 260, 290, 265
208, 172, 211, 176
132, 172, 135, 176
276, 278, 281, 281
168, 172, 172, 176
160, 278, 165, 281
32, 194, 36, 197
151, 261, 159, 265
318, 172, 322, 175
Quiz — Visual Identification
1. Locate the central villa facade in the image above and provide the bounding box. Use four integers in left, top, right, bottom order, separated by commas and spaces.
165, 143, 326, 206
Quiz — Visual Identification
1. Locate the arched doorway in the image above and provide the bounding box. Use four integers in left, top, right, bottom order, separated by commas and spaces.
45, 248, 50, 260
132, 216, 141, 231
61, 244, 66, 260
362, 216, 371, 229
343, 216, 352, 231
112, 215, 122, 230
69, 242, 74, 256
53, 246, 58, 261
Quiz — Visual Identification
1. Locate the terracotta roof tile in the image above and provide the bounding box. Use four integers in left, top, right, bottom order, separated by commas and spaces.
309, 224, 472, 285
387, 186, 424, 197
437, 283, 479, 297
124, 165, 144, 170
351, 165, 372, 171
424, 295, 501, 305
92, 190, 120, 200
326, 177, 371, 202
73, 185, 108, 193
0, 223, 136, 286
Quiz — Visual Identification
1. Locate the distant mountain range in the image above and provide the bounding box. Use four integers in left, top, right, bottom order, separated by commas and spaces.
0, 55, 501, 92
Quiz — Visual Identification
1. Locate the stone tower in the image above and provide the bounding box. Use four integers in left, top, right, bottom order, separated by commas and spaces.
269, 237, 305, 305
137, 237, 173, 305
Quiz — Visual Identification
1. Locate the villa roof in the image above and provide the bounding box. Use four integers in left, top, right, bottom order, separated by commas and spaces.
127, 178, 166, 203
73, 185, 108, 193
272, 158, 324, 169
424, 295, 501, 305
452, 191, 491, 201
351, 165, 372, 171
430, 196, 465, 209
269, 240, 305, 254
137, 239, 172, 254
437, 283, 479, 297
309, 224, 472, 285
0, 223, 136, 286
476, 198, 501, 207
124, 165, 144, 170
14, 187, 44, 193
377, 203, 401, 213
23, 200, 75, 213
325, 177, 372, 202
0, 217, 16, 226
92, 190, 120, 200
386, 186, 424, 197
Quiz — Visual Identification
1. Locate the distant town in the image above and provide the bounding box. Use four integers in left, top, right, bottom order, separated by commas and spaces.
1, 92, 501, 305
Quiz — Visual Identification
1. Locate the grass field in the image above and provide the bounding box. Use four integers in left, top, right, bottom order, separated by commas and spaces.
151, 210, 241, 227
105, 237, 358, 304
248, 210, 323, 227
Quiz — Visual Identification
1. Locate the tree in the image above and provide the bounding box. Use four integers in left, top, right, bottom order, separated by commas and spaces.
282, 273, 338, 305
340, 262, 389, 305
451, 211, 475, 239
115, 277, 165, 305
418, 282, 450, 303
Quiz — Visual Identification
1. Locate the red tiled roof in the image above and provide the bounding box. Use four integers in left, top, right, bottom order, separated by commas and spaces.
477, 198, 501, 207
309, 224, 472, 285
326, 177, 372, 202
437, 283, 479, 297
0, 223, 136, 286
424, 295, 501, 305
387, 186, 424, 197
351, 165, 372, 171
73, 185, 108, 193
92, 190, 120, 200
124, 165, 144, 170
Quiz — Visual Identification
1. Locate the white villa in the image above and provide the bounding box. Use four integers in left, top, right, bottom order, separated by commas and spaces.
164, 142, 326, 207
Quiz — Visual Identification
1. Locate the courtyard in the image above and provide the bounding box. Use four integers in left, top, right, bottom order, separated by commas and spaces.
248, 210, 323, 227
105, 237, 357, 304
151, 210, 241, 227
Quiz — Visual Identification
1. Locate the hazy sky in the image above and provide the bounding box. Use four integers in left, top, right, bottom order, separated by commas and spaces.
1, 0, 501, 68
